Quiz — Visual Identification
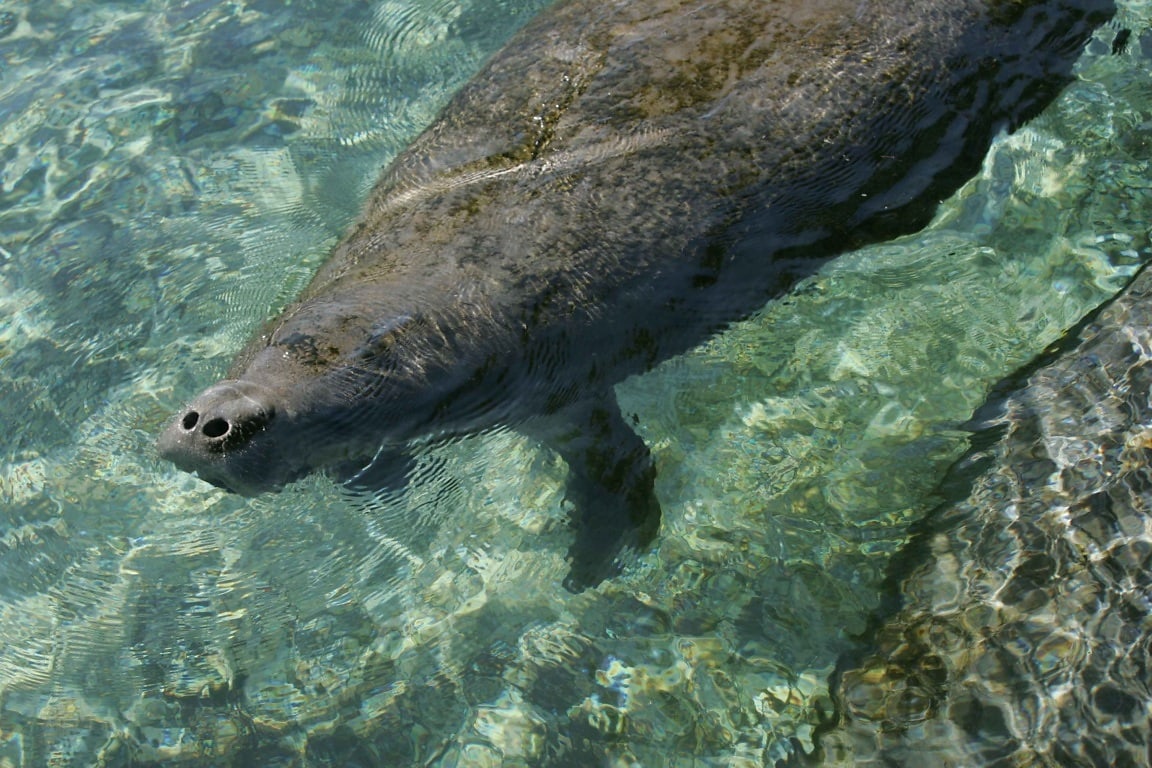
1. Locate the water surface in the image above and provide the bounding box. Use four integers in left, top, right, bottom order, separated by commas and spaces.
0, 0, 1150, 765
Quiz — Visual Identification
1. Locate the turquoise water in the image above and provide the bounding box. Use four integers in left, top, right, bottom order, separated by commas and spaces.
0, 0, 1150, 765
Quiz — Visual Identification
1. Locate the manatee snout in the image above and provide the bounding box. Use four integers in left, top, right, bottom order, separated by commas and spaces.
157, 380, 280, 494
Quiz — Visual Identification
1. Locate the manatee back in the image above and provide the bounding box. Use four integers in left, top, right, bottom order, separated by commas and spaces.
240, 0, 1113, 401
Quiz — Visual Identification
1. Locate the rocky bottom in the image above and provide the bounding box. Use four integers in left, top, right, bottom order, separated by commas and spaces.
821, 265, 1152, 767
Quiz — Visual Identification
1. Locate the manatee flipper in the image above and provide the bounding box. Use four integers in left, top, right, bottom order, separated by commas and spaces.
337, 447, 416, 498
526, 392, 661, 591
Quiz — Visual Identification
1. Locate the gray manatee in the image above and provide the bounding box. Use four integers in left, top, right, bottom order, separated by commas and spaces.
158, 0, 1115, 588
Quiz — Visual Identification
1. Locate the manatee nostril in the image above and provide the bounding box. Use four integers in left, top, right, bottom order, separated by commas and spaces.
167, 379, 277, 455
202, 418, 230, 439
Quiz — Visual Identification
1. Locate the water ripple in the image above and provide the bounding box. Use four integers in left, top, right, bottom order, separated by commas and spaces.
0, 0, 1148, 764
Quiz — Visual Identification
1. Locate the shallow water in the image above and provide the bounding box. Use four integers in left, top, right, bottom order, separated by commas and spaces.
0, 0, 1150, 765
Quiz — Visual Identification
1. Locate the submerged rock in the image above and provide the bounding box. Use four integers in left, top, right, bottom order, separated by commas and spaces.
821, 265, 1152, 766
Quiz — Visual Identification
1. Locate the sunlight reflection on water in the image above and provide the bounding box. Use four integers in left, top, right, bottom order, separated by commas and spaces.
0, 0, 1150, 765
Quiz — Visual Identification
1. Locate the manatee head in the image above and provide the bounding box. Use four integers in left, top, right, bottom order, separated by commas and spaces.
157, 307, 436, 495
157, 377, 292, 495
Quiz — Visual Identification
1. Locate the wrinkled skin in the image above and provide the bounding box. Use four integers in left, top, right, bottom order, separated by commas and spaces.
159, 0, 1114, 587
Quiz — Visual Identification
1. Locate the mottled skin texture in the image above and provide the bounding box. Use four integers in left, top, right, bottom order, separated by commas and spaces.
159, 0, 1113, 587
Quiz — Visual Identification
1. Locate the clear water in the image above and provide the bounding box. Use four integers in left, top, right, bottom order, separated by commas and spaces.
0, 0, 1149, 765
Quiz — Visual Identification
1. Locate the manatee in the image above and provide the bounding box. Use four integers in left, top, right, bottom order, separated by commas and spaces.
158, 0, 1114, 588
